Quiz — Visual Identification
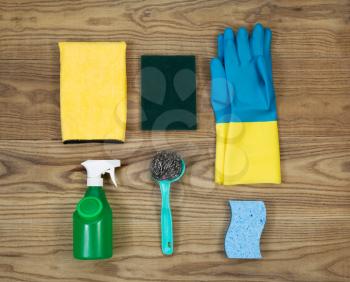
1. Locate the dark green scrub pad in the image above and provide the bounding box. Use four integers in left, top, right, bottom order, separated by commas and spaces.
141, 55, 197, 130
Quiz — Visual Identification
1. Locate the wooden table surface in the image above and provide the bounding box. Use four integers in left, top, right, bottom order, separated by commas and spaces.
1, 0, 350, 281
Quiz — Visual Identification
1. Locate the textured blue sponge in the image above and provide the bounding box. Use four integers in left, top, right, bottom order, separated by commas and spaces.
225, 200, 266, 259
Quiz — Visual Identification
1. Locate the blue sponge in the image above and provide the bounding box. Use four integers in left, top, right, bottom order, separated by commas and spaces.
225, 200, 266, 259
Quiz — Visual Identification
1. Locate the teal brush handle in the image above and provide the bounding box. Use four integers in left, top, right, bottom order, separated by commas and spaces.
159, 181, 173, 255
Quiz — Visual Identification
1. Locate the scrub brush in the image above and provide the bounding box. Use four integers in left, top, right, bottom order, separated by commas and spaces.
150, 151, 186, 255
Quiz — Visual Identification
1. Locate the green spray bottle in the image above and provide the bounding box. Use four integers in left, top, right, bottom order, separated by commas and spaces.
73, 160, 121, 260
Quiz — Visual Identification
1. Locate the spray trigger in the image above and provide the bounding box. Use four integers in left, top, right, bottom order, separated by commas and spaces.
107, 168, 118, 188
82, 160, 121, 187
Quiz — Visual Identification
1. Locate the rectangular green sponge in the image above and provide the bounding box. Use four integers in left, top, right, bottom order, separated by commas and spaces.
141, 55, 197, 130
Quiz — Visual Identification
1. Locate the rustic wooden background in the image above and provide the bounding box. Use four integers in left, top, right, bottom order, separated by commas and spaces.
0, 0, 350, 281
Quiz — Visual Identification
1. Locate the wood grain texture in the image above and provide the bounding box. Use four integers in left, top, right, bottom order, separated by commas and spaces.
1, 57, 350, 139
0, 138, 350, 282
0, 0, 350, 281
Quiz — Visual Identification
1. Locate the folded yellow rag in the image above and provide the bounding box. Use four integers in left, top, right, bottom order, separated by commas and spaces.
59, 42, 127, 143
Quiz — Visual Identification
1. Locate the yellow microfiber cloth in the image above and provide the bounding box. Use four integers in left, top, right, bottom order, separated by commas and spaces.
59, 42, 127, 143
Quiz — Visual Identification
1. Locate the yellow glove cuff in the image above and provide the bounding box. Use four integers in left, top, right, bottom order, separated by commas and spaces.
215, 121, 281, 185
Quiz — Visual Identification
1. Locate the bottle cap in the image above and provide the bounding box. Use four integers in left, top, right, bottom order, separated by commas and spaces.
77, 197, 103, 219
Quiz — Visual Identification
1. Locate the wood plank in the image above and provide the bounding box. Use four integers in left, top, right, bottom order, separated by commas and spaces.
0, 57, 349, 140
0, 137, 349, 281
1, 0, 350, 281
0, 0, 349, 60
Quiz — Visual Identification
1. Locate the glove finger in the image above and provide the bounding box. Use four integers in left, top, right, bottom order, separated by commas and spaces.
237, 27, 252, 65
224, 28, 239, 68
250, 23, 264, 57
264, 28, 273, 73
224, 28, 237, 98
218, 33, 224, 64
264, 27, 272, 56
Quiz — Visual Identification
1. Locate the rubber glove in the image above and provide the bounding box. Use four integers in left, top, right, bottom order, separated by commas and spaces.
210, 23, 281, 185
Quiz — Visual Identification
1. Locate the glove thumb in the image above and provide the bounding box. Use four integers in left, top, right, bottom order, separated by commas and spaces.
210, 58, 231, 122
256, 56, 273, 109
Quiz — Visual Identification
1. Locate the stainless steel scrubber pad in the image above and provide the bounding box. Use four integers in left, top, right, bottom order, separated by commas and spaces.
150, 151, 182, 181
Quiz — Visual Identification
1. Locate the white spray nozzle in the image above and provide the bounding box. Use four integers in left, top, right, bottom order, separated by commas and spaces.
81, 160, 121, 188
